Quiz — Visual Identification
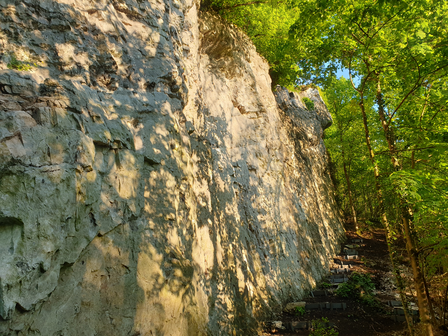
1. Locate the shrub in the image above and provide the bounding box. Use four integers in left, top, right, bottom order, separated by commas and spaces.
302, 97, 315, 110
320, 281, 333, 289
335, 272, 379, 306
294, 306, 305, 316
310, 318, 339, 336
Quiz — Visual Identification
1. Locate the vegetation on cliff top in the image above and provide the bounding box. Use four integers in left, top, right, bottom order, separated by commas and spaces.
202, 0, 448, 334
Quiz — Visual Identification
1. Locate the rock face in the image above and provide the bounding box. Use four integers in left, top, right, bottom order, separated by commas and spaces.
0, 0, 344, 335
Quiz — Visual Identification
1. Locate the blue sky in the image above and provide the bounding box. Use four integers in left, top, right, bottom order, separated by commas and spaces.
336, 67, 350, 79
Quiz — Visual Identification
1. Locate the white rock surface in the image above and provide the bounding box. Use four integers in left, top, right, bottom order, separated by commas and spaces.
0, 1, 344, 335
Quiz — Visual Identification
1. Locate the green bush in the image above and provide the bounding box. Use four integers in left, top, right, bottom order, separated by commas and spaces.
294, 306, 305, 316
302, 97, 315, 110
334, 282, 352, 298
310, 318, 338, 336
335, 272, 379, 306
7, 54, 36, 71
320, 281, 333, 289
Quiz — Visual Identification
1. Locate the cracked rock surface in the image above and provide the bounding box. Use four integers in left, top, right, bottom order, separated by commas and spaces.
0, 1, 344, 335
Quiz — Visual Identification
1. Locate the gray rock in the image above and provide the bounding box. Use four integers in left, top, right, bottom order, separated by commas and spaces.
284, 301, 306, 313
0, 1, 344, 335
271, 321, 285, 330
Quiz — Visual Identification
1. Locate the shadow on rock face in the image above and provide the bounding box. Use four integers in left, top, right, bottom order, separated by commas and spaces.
0, 1, 344, 335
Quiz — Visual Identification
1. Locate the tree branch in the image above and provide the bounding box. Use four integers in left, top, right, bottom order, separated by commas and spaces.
376, 146, 436, 155
417, 242, 442, 255
348, 55, 361, 93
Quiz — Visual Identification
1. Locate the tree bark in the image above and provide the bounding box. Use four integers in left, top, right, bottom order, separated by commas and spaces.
340, 131, 358, 230
403, 214, 434, 336
376, 80, 434, 336
359, 88, 415, 335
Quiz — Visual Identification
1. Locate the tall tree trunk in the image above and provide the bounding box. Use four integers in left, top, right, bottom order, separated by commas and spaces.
376, 80, 434, 335
403, 213, 434, 336
340, 131, 358, 230
359, 90, 415, 335
365, 181, 374, 219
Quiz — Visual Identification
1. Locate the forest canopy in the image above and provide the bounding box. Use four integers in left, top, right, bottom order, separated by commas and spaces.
201, 0, 448, 334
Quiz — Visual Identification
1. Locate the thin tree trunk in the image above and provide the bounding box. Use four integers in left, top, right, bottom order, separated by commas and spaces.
443, 284, 448, 325
403, 214, 434, 335
366, 181, 373, 219
340, 131, 358, 230
421, 259, 436, 322
359, 90, 415, 335
376, 80, 434, 335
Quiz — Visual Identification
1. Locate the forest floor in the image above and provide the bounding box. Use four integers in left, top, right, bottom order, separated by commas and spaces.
262, 227, 413, 336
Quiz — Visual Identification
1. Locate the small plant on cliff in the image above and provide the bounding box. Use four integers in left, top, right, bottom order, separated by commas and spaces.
302, 97, 315, 110
7, 54, 36, 71
310, 318, 338, 336
294, 306, 305, 316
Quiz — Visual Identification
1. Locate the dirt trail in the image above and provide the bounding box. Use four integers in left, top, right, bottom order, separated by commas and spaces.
262, 229, 411, 336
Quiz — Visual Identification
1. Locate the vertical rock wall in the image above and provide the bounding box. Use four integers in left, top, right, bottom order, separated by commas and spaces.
0, 0, 344, 335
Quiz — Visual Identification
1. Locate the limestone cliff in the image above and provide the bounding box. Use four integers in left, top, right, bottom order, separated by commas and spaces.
0, 0, 344, 335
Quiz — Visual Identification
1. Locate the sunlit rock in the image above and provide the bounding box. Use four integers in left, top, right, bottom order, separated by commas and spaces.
0, 0, 344, 335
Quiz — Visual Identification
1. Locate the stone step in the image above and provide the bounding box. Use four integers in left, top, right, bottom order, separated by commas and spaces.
283, 320, 337, 331
327, 302, 347, 310
334, 260, 353, 270
394, 307, 419, 316
284, 302, 306, 313
305, 302, 347, 311
343, 254, 359, 260
394, 307, 406, 315
344, 244, 361, 249
334, 259, 355, 265
310, 290, 328, 297
331, 267, 352, 274
305, 302, 323, 310
285, 321, 309, 330
330, 274, 349, 279
342, 249, 358, 255
388, 300, 402, 307
330, 277, 349, 284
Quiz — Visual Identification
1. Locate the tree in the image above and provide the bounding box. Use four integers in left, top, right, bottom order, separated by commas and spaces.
203, 0, 448, 333
290, 1, 448, 334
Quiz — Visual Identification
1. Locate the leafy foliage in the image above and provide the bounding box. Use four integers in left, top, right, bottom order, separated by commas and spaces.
302, 97, 315, 110
310, 318, 339, 336
294, 306, 305, 316
335, 272, 375, 299
320, 281, 333, 289
201, 0, 302, 87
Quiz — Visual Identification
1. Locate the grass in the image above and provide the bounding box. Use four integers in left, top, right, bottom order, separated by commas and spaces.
7, 54, 36, 71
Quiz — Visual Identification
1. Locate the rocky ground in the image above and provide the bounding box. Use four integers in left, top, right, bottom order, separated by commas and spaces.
262, 228, 417, 336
